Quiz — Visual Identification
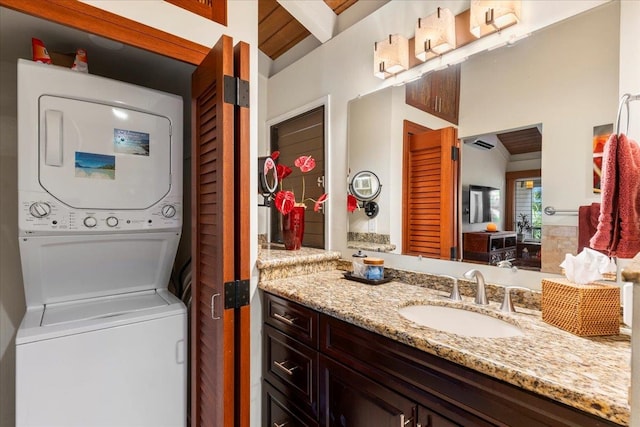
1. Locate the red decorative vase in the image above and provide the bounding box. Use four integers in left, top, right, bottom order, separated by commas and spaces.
282, 206, 305, 250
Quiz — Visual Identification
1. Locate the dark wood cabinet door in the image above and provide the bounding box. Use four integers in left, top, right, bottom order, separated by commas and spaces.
405, 65, 460, 125
417, 406, 461, 427
431, 65, 460, 124
264, 381, 319, 427
264, 324, 319, 417
406, 74, 436, 116
320, 356, 415, 427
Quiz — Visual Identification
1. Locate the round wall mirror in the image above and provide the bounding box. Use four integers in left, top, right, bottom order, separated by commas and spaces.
258, 156, 278, 195
349, 170, 381, 201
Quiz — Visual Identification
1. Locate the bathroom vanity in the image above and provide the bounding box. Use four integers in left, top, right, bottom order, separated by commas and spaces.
258, 247, 630, 426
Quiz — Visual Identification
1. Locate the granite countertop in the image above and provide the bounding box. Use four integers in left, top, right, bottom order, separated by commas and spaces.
257, 244, 342, 269
258, 269, 632, 425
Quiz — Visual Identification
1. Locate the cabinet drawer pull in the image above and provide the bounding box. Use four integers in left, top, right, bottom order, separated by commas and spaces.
211, 293, 220, 320
273, 422, 288, 427
400, 414, 413, 426
273, 360, 299, 376
273, 312, 297, 325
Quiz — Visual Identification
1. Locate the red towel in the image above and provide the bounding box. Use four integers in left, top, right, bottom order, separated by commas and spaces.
615, 134, 640, 257
590, 133, 640, 258
578, 203, 600, 253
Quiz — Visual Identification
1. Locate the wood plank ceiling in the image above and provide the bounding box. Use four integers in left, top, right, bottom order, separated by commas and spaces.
259, 0, 357, 60
497, 127, 542, 155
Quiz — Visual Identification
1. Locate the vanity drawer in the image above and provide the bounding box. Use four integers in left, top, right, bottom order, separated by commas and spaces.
264, 324, 319, 418
264, 381, 319, 427
264, 292, 319, 348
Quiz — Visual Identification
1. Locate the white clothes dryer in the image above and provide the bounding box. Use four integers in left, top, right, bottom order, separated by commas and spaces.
16, 59, 186, 427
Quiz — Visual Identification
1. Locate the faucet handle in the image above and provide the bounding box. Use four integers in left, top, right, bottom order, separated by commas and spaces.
500, 286, 532, 313
440, 274, 461, 301
496, 260, 518, 272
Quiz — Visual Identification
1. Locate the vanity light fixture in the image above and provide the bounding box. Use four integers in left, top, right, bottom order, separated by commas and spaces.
374, 34, 409, 79
470, 0, 521, 38
415, 7, 456, 62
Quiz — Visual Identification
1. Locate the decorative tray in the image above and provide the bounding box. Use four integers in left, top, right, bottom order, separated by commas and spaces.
342, 271, 394, 286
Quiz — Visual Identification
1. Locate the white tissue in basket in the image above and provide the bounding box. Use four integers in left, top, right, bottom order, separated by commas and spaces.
560, 248, 617, 285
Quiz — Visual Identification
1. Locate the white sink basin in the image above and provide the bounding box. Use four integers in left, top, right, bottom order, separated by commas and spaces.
398, 304, 524, 338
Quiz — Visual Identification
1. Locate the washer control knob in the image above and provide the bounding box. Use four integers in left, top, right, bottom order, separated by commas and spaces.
83, 216, 98, 228
29, 202, 51, 218
162, 205, 177, 218
106, 216, 119, 227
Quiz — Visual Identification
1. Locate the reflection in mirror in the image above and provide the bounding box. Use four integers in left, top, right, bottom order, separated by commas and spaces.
346, 2, 619, 274
350, 170, 381, 201
258, 156, 278, 206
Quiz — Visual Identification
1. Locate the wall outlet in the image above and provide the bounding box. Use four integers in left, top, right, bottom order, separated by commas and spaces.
368, 218, 376, 233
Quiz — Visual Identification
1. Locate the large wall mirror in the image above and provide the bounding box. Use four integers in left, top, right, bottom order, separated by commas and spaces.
347, 1, 619, 274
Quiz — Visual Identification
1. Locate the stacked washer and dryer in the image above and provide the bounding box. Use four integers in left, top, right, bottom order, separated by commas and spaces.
15, 59, 187, 426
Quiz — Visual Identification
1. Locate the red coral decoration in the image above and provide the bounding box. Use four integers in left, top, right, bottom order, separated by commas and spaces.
314, 193, 328, 212
270, 154, 326, 214
274, 190, 295, 215
294, 155, 316, 173
347, 194, 358, 213
276, 164, 292, 181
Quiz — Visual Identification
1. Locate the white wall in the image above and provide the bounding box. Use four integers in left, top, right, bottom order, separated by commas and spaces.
348, 88, 392, 235
0, 3, 260, 427
461, 144, 509, 232
459, 2, 619, 230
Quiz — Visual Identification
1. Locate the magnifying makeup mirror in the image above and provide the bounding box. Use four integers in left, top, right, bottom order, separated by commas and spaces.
258, 156, 278, 206
349, 170, 382, 218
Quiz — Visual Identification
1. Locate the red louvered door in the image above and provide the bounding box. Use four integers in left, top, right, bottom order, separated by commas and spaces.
402, 123, 458, 259
190, 35, 250, 427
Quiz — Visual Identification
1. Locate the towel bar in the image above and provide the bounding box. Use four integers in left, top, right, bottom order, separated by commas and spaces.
544, 206, 578, 216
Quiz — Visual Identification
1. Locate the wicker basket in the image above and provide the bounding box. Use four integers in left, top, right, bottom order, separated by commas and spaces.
541, 278, 620, 336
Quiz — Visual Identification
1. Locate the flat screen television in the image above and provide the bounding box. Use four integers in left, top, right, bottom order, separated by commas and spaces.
468, 185, 500, 224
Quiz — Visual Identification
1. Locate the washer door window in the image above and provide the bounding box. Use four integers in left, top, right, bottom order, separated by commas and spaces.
39, 95, 172, 210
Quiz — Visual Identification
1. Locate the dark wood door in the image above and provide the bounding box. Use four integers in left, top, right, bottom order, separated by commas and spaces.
320, 355, 415, 427
402, 123, 459, 260
233, 41, 251, 427
270, 106, 326, 248
191, 35, 251, 427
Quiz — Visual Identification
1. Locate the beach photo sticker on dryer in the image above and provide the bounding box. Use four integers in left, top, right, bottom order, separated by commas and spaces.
114, 128, 150, 156
75, 152, 115, 180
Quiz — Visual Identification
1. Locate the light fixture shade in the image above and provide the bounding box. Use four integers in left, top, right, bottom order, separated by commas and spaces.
415, 7, 456, 62
374, 34, 409, 79
470, 0, 521, 38
525, 180, 534, 189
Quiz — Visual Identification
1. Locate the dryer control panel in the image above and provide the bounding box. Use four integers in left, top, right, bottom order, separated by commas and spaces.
20, 191, 182, 235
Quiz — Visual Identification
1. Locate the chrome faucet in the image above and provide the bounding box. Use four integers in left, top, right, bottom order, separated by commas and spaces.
463, 269, 488, 305
440, 274, 462, 301
500, 286, 532, 313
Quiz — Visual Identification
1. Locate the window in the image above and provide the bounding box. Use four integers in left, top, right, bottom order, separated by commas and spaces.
514, 178, 542, 242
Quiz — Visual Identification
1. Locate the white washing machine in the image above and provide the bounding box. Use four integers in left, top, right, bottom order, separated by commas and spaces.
15, 59, 187, 427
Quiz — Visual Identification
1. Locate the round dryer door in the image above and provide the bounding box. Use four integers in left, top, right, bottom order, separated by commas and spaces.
38, 95, 172, 210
